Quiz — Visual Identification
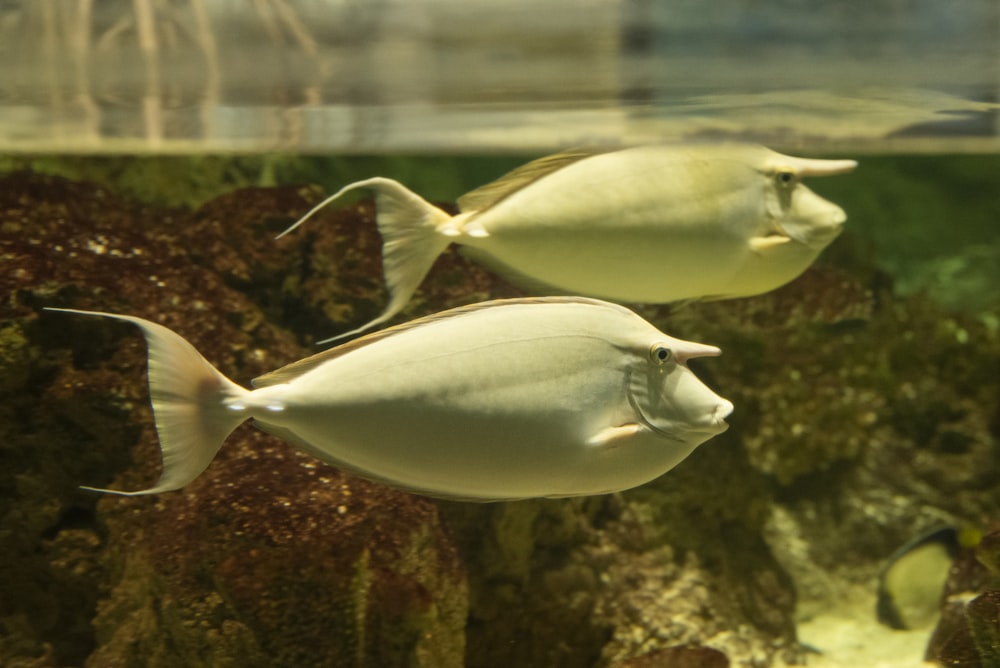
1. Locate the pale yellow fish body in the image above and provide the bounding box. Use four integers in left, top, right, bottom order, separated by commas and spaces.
49, 298, 732, 501
282, 144, 857, 342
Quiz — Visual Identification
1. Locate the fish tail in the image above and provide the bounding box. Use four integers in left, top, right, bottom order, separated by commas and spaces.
46, 308, 250, 496
279, 177, 453, 344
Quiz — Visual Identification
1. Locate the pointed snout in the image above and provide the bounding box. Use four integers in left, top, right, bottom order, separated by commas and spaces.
673, 341, 722, 364
788, 156, 858, 178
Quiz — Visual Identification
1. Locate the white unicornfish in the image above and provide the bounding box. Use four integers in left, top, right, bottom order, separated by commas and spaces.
48, 297, 733, 501
281, 144, 857, 342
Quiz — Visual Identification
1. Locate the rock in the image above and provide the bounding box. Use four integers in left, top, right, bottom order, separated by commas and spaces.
965, 590, 1000, 668
614, 644, 730, 668
0, 171, 466, 667
926, 530, 1000, 667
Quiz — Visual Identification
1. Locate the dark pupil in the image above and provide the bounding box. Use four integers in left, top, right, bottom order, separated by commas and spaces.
657, 348, 668, 361
778, 171, 794, 184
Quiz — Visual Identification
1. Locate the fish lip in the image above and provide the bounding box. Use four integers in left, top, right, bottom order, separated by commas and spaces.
688, 414, 731, 435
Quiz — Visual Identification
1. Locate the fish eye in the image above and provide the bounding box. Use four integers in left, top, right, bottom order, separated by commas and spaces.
649, 344, 672, 365
775, 169, 796, 186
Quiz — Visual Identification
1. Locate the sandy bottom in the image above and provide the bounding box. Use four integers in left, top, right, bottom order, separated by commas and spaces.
789, 588, 937, 668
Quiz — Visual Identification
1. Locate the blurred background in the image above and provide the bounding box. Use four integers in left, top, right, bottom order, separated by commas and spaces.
0, 0, 997, 154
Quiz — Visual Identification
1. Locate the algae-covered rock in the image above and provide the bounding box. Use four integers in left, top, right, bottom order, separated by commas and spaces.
925, 529, 1000, 667
615, 645, 729, 668
0, 171, 466, 667
965, 590, 1000, 668
86, 445, 466, 668
657, 260, 1000, 619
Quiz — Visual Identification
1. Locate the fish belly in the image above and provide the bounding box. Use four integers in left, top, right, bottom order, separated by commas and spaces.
463, 228, 750, 302
726, 243, 824, 297
258, 356, 622, 499
260, 401, 693, 500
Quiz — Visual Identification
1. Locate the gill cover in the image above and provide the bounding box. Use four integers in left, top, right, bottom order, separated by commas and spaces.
628, 338, 729, 439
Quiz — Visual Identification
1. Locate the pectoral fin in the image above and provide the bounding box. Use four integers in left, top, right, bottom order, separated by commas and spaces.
749, 235, 792, 253
587, 423, 646, 448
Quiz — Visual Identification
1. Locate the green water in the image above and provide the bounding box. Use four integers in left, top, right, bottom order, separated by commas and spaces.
6, 151, 999, 312
1, 151, 997, 667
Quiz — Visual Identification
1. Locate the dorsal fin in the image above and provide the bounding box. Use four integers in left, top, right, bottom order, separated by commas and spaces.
457, 149, 603, 213
252, 296, 624, 388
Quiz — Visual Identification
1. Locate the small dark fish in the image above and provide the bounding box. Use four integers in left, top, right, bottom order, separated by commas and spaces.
876, 526, 960, 630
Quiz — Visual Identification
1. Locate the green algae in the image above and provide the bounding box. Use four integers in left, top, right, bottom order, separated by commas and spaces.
813, 154, 1000, 313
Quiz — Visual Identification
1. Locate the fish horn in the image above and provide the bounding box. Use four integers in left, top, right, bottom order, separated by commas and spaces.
45, 308, 250, 495
278, 177, 454, 344
786, 156, 858, 177
672, 341, 722, 364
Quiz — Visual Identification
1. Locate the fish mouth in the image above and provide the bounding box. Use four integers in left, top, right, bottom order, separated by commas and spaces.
775, 209, 845, 249
708, 400, 734, 432
686, 400, 733, 435
627, 384, 733, 442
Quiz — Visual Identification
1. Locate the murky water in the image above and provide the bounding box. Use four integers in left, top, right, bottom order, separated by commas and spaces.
1, 2, 998, 667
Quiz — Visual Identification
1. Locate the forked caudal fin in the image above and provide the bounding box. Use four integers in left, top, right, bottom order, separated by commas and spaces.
278, 177, 454, 344
45, 308, 251, 496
